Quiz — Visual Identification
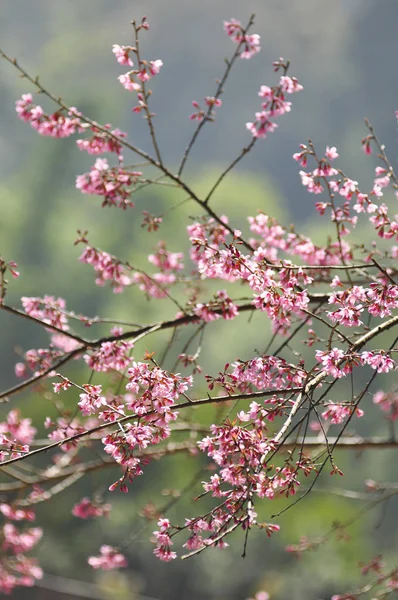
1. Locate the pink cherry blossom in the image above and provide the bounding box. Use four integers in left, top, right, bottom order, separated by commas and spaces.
88, 545, 127, 570
72, 497, 111, 519
16, 95, 83, 137
112, 44, 134, 66
76, 159, 142, 209
373, 390, 398, 421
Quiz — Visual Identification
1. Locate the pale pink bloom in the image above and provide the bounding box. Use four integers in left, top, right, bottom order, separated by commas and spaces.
76, 162, 139, 210
15, 362, 27, 378
153, 547, 177, 561
325, 146, 339, 160
22, 295, 69, 330
279, 75, 303, 93
51, 333, 82, 352
223, 19, 243, 42
157, 518, 171, 532
148, 242, 184, 272
3, 524, 42, 554
16, 95, 83, 137
52, 379, 71, 393
84, 339, 134, 372
0, 410, 36, 445
118, 72, 141, 92
375, 166, 387, 175
78, 385, 106, 416
240, 34, 261, 59
0, 504, 35, 522
361, 351, 395, 373
76, 126, 126, 155
72, 497, 111, 519
322, 402, 363, 424
373, 390, 398, 421
315, 348, 348, 378
88, 545, 127, 570
246, 111, 278, 139
339, 178, 358, 200
112, 44, 134, 66
149, 59, 163, 76
330, 276, 342, 288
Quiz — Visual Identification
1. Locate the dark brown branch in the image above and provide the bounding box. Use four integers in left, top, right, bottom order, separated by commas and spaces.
0, 386, 302, 468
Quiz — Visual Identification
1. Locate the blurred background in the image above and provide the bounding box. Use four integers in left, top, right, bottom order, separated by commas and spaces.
1, 0, 398, 598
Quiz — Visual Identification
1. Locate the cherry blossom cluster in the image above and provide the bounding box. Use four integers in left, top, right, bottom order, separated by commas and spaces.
148, 241, 184, 273
131, 271, 174, 299
189, 97, 223, 122
21, 295, 69, 330
321, 402, 364, 425
15, 347, 64, 378
84, 337, 134, 372
326, 283, 398, 327
124, 361, 192, 423
188, 218, 311, 332
152, 518, 177, 562
88, 545, 127, 570
295, 144, 398, 242
113, 19, 162, 99
51, 359, 193, 492
248, 212, 352, 267
117, 60, 163, 93
131, 241, 185, 299
175, 411, 314, 555
0, 503, 43, 593
45, 415, 87, 452
4, 10, 398, 596
373, 389, 398, 421
193, 289, 238, 322
16, 93, 83, 137
79, 245, 132, 292
246, 59, 303, 139
0, 410, 36, 461
205, 355, 306, 396
76, 158, 142, 209
76, 125, 126, 157
72, 497, 111, 519
16, 296, 77, 375
315, 348, 396, 379
223, 19, 261, 60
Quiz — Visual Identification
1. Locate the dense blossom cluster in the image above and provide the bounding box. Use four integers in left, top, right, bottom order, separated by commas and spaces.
72, 497, 111, 519
188, 217, 311, 333
2, 12, 398, 599
15, 93, 83, 137
76, 158, 142, 209
246, 63, 303, 139
224, 18, 261, 60
0, 507, 43, 593
76, 125, 126, 156
88, 545, 127, 570
79, 245, 132, 292
21, 295, 69, 330
373, 389, 398, 420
